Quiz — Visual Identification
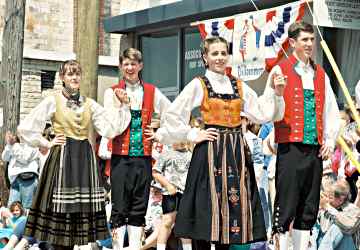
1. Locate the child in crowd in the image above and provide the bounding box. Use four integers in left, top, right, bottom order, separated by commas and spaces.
0, 198, 7, 229
141, 187, 163, 250
1, 131, 40, 210
0, 201, 27, 249
152, 142, 192, 250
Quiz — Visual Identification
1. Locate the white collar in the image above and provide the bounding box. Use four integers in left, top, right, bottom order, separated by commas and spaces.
297, 59, 311, 70
125, 80, 141, 90
293, 54, 312, 72
205, 69, 228, 83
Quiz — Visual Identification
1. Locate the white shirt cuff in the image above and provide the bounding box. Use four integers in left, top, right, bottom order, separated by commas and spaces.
324, 139, 335, 152
187, 128, 201, 142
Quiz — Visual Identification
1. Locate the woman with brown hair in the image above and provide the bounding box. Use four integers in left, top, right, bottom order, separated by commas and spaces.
149, 36, 286, 249
17, 60, 131, 249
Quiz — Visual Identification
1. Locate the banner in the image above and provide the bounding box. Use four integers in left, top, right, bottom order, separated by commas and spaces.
314, 0, 360, 30
197, 1, 305, 81
198, 17, 234, 75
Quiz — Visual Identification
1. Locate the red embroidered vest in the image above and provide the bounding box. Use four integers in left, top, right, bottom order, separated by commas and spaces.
274, 55, 325, 144
111, 80, 155, 156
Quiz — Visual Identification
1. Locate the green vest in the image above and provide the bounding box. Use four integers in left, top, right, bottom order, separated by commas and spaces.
129, 110, 144, 156
229, 244, 251, 250
303, 89, 318, 145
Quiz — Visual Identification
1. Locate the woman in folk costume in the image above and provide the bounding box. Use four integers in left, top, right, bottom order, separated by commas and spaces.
17, 60, 131, 250
149, 36, 286, 249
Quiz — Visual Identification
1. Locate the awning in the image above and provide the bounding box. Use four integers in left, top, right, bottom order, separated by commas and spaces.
103, 0, 295, 34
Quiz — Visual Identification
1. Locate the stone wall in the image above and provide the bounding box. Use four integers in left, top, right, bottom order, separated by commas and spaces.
19, 71, 63, 122
24, 0, 74, 52
0, 0, 122, 57
0, 0, 73, 54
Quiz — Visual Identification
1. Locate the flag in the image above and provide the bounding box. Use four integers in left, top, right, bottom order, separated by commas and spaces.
232, 1, 305, 81
197, 17, 235, 75
263, 1, 305, 71
197, 1, 305, 81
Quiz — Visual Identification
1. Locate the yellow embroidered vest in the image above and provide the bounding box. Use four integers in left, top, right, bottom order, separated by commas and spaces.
52, 94, 91, 140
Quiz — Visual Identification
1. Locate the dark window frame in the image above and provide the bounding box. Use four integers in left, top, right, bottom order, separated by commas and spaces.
137, 25, 202, 95
41, 70, 56, 90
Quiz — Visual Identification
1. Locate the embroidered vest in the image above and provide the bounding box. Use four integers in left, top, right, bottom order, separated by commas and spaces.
199, 76, 243, 127
52, 94, 91, 140
302, 89, 318, 145
274, 55, 325, 144
128, 110, 144, 156
111, 80, 155, 156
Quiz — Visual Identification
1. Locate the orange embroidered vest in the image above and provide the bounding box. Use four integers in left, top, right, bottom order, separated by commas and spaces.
199, 76, 243, 127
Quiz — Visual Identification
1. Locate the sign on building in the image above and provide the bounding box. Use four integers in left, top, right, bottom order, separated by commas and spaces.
314, 0, 360, 30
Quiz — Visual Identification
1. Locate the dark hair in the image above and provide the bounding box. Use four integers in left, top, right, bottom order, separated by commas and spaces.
43, 123, 55, 140
288, 21, 314, 40
59, 60, 82, 77
119, 48, 143, 64
9, 201, 25, 216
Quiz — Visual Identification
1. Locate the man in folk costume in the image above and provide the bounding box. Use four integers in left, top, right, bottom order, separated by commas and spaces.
99, 48, 170, 250
270, 21, 340, 250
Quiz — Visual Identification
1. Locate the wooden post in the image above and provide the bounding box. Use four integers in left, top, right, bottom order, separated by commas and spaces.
0, 0, 26, 202
74, 0, 100, 147
74, 0, 100, 99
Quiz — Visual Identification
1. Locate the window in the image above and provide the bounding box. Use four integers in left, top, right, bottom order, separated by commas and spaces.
41, 70, 56, 90
139, 27, 205, 98
140, 31, 180, 93
183, 27, 205, 87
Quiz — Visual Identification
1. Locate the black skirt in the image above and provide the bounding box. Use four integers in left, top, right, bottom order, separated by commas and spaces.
174, 127, 266, 245
24, 137, 109, 246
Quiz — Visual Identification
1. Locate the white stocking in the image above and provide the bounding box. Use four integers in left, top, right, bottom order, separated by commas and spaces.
112, 225, 126, 250
278, 232, 290, 250
128, 225, 143, 250
292, 229, 310, 250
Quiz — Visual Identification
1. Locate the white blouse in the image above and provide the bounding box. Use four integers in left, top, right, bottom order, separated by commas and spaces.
268, 61, 340, 150
17, 94, 131, 148
156, 70, 285, 145
102, 81, 171, 115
